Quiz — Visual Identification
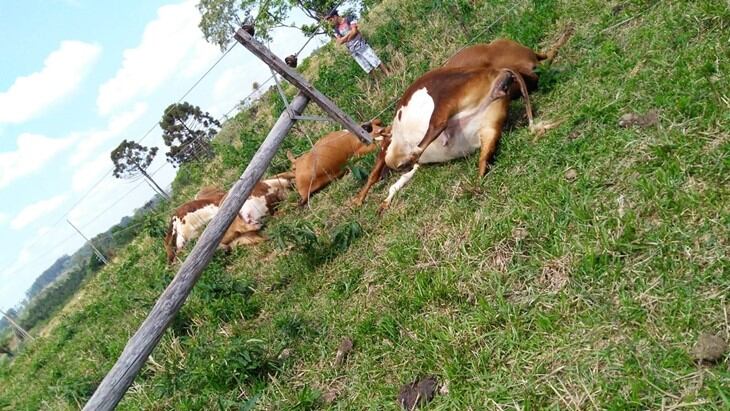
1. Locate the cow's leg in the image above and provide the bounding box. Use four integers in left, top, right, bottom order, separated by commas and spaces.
298, 172, 343, 206
354, 143, 378, 156
378, 164, 420, 214
351, 136, 391, 206
228, 231, 266, 247
406, 121, 449, 166
272, 171, 295, 180
351, 157, 386, 206
477, 98, 509, 177
536, 25, 574, 65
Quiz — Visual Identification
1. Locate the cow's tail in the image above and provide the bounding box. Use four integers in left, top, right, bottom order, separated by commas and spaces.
502, 69, 534, 128
163, 219, 176, 265
536, 24, 574, 64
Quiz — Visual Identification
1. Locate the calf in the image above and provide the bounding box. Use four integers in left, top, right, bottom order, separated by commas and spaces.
283, 119, 388, 205
352, 36, 569, 211
164, 177, 292, 264
237, 176, 292, 230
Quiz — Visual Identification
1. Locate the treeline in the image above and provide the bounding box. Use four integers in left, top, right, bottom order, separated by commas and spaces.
2, 196, 167, 340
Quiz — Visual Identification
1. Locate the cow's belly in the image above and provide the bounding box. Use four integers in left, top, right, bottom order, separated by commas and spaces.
419, 125, 481, 163
390, 86, 488, 166
419, 111, 483, 163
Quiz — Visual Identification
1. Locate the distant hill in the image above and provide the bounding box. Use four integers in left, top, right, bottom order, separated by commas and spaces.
4, 194, 167, 335
25, 255, 72, 301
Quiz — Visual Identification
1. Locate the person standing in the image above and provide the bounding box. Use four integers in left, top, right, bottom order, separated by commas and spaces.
325, 8, 389, 76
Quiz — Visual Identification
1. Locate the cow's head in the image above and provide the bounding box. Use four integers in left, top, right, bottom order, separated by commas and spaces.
360, 118, 389, 142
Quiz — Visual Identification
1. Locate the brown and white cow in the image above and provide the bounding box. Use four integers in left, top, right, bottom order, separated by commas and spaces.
280, 119, 388, 205
352, 35, 570, 212
164, 177, 293, 264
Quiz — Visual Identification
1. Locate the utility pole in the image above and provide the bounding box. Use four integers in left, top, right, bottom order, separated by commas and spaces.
84, 24, 374, 411
233, 27, 372, 144
132, 160, 170, 200
66, 219, 109, 265
0, 309, 33, 341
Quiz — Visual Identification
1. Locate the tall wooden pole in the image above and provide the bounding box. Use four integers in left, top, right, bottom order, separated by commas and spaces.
233, 28, 372, 145
67, 219, 109, 265
0, 309, 33, 341
133, 161, 170, 200
82, 93, 310, 411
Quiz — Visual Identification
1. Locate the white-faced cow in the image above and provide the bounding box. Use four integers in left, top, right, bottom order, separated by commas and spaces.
164, 176, 292, 264
351, 34, 571, 212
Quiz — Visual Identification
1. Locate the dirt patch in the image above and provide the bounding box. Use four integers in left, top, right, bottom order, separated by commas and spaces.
397, 376, 438, 410
691, 333, 727, 363
483, 240, 515, 273
334, 337, 354, 368
564, 168, 578, 182
538, 256, 571, 292
618, 110, 659, 128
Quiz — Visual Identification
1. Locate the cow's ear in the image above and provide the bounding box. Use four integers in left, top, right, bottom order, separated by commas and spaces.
371, 118, 382, 126
360, 121, 373, 133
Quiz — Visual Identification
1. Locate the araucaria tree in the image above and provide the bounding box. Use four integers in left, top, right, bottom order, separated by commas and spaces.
197, 0, 340, 50
110, 140, 169, 198
159, 102, 221, 166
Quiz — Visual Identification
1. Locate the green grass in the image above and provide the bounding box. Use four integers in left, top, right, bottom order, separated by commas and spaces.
1, 0, 729, 409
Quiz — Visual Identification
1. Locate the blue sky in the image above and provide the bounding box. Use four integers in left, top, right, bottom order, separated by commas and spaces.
0, 0, 326, 310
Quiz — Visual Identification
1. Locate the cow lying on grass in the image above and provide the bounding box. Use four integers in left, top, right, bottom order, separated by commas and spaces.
277, 119, 389, 205
164, 176, 292, 264
352, 35, 570, 212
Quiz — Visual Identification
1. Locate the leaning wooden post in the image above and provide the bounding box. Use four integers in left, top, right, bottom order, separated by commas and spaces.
233, 28, 372, 145
83, 93, 310, 411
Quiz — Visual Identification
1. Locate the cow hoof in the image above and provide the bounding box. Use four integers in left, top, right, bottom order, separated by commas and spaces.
478, 163, 489, 177
530, 120, 562, 138
348, 197, 364, 207
377, 201, 390, 215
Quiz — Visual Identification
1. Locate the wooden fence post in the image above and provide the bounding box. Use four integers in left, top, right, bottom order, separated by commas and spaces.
233, 28, 372, 145
82, 93, 310, 411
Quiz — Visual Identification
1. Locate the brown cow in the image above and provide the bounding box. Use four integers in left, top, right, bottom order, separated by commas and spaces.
164, 177, 293, 264
352, 35, 570, 212
281, 119, 388, 205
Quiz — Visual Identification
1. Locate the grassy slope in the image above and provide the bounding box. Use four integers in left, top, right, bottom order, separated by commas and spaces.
1, 0, 728, 409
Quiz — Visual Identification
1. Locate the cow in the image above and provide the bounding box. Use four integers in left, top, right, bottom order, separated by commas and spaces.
164, 176, 293, 264
351, 34, 571, 212
280, 119, 389, 205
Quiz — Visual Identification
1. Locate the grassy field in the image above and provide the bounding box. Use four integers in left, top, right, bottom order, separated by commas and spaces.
1, 0, 728, 409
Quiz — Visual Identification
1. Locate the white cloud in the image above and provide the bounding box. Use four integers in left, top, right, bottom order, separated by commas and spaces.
0, 212, 8, 226
0, 40, 101, 124
71, 152, 114, 192
0, 133, 77, 189
69, 102, 148, 166
35, 226, 53, 238
97, 0, 220, 115
10, 195, 68, 230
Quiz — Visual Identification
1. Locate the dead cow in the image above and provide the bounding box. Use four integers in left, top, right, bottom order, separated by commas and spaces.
352, 35, 570, 211
236, 176, 292, 233
279, 119, 388, 205
164, 177, 292, 264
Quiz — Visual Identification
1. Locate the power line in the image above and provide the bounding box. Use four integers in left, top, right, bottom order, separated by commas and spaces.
3, 25, 319, 284
176, 42, 238, 105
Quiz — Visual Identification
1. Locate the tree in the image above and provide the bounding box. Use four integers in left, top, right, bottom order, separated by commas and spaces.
110, 140, 169, 198
0, 344, 12, 358
160, 102, 221, 166
197, 0, 340, 50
